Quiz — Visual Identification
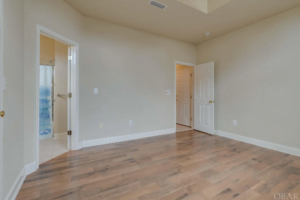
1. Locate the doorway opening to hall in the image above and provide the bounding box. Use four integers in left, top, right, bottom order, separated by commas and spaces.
176, 64, 194, 133
39, 34, 71, 164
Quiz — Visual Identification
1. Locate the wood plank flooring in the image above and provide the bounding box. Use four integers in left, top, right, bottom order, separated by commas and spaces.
16, 130, 300, 200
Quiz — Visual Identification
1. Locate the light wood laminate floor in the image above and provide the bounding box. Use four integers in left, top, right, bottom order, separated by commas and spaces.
17, 130, 300, 200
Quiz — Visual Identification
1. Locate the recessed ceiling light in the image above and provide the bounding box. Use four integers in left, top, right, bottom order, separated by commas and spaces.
205, 32, 211, 36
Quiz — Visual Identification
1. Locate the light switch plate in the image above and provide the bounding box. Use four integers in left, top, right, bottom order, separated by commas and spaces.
233, 120, 237, 126
129, 120, 133, 126
94, 88, 98, 94
166, 90, 171, 95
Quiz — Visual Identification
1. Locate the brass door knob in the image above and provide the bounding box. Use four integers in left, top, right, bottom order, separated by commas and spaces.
0, 111, 5, 117
209, 101, 214, 103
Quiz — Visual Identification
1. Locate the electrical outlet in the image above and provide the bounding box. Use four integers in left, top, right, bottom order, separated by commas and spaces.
233, 120, 237, 126
166, 90, 170, 95
129, 120, 133, 126
99, 122, 103, 128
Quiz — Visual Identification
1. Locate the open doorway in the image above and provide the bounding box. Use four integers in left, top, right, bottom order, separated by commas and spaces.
39, 34, 70, 164
175, 61, 215, 134
175, 63, 194, 133
35, 26, 79, 169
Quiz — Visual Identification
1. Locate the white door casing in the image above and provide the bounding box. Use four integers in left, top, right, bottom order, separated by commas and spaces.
0, 0, 3, 197
67, 47, 71, 150
176, 68, 190, 126
35, 25, 80, 172
194, 62, 214, 134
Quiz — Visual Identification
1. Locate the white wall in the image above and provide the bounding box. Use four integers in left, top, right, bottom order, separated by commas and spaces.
197, 7, 300, 149
80, 17, 196, 141
2, 0, 24, 198
24, 0, 196, 165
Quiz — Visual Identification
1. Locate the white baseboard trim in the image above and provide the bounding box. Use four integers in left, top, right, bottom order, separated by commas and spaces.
4, 161, 37, 200
54, 132, 67, 139
25, 162, 37, 175
4, 167, 26, 200
215, 130, 300, 157
80, 128, 176, 149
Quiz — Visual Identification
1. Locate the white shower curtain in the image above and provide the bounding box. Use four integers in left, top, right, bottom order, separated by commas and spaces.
39, 65, 53, 139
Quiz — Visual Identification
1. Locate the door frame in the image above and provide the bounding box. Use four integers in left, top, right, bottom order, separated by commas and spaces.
35, 25, 80, 169
174, 61, 195, 130
0, 0, 3, 197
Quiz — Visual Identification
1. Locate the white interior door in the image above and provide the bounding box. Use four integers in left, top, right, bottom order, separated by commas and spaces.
194, 62, 214, 134
176, 68, 191, 126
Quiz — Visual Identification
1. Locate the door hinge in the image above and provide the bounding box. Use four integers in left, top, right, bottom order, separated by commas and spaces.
68, 130, 72, 135
68, 93, 72, 98
190, 117, 192, 121
190, 95, 192, 99
190, 73, 192, 78
68, 56, 73, 61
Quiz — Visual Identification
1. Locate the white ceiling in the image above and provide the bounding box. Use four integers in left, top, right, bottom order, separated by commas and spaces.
64, 0, 300, 44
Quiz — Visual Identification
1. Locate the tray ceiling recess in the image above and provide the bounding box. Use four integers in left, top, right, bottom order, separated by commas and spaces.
178, 0, 232, 14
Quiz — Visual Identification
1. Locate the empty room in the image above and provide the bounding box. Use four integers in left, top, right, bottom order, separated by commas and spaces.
1, 0, 300, 200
